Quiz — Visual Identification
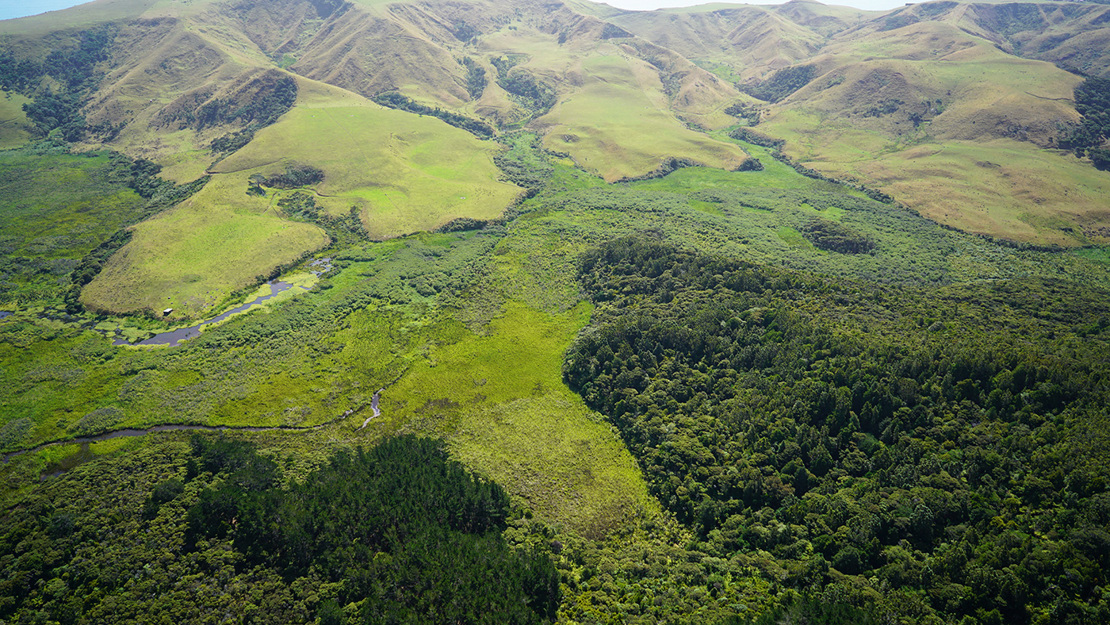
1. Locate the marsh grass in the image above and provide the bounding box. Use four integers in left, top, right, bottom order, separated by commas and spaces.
0, 149, 146, 308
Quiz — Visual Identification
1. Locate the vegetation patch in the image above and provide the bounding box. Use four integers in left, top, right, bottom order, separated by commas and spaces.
460, 56, 488, 100
1058, 76, 1110, 171
69, 406, 123, 436
0, 146, 147, 309
799, 218, 875, 253
739, 65, 817, 104
373, 92, 495, 138
252, 163, 324, 190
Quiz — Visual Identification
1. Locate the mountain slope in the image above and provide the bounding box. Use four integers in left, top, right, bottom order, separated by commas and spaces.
1, 0, 1110, 312
755, 14, 1109, 245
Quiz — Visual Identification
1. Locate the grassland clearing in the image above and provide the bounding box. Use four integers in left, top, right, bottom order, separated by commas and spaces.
376, 302, 655, 536
0, 91, 31, 149
79, 183, 327, 317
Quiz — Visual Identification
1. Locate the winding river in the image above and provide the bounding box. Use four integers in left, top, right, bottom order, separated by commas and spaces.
114, 280, 297, 346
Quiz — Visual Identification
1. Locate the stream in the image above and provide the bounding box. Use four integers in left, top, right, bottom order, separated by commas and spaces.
114, 280, 297, 346
114, 258, 332, 347
360, 388, 386, 429
1, 423, 322, 465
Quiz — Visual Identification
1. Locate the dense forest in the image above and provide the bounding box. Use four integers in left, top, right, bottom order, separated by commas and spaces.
0, 434, 559, 624
564, 237, 1110, 624
1060, 77, 1110, 170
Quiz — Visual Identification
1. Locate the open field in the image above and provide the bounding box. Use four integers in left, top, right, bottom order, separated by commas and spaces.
212, 80, 522, 239
79, 184, 328, 317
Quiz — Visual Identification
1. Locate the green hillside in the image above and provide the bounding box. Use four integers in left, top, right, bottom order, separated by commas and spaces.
1, 0, 1110, 623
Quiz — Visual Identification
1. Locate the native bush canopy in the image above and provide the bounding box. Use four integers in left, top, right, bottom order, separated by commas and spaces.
564, 236, 1110, 624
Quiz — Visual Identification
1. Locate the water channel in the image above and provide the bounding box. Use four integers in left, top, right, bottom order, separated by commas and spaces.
113, 258, 332, 346
1, 423, 321, 465
114, 280, 298, 346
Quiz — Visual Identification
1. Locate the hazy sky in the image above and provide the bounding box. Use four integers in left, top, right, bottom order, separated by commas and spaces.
0, 0, 904, 22
0, 0, 94, 21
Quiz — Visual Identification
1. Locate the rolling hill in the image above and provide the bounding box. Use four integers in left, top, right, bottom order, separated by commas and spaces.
1, 0, 1106, 288
2, 2, 1110, 623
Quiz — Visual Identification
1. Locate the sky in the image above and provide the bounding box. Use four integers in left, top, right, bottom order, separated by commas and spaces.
0, 0, 905, 21
0, 0, 95, 21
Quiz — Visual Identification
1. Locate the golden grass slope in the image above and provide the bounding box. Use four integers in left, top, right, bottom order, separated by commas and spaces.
533, 53, 747, 181
610, 4, 827, 81
859, 1, 1110, 78
608, 0, 877, 82
474, 23, 748, 182
960, 2, 1110, 78
758, 19, 1109, 246
783, 21, 1081, 146
78, 10, 282, 181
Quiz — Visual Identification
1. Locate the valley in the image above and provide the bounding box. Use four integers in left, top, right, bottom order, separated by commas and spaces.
0, 0, 1109, 623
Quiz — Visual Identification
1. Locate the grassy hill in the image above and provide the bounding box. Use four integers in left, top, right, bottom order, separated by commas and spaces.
2, 3, 1110, 621
6, 0, 1102, 249
609, 2, 836, 82
755, 16, 1110, 245
80, 76, 520, 317
604, 1, 1110, 245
